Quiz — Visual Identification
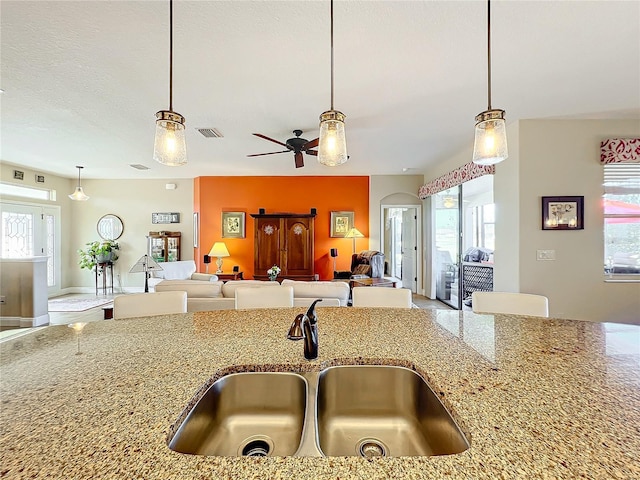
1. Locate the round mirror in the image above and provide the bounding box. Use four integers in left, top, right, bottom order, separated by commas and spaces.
97, 214, 124, 241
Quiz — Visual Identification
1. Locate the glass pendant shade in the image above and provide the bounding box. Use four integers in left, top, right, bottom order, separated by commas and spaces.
68, 186, 89, 201
153, 110, 187, 166
69, 166, 89, 201
472, 109, 508, 166
318, 110, 348, 167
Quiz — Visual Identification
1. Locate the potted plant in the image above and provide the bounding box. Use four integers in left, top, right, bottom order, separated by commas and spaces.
78, 240, 120, 271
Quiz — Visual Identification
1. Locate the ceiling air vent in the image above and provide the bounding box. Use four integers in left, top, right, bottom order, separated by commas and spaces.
129, 164, 150, 170
197, 128, 223, 138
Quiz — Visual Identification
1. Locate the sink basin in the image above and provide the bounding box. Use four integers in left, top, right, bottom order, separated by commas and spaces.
169, 372, 307, 457
315, 365, 469, 457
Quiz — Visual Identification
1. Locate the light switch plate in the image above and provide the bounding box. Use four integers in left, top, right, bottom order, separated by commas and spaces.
537, 249, 556, 261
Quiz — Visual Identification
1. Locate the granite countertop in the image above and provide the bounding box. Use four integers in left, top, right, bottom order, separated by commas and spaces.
1, 308, 639, 479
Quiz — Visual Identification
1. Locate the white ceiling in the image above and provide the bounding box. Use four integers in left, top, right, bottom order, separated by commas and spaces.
1, 0, 639, 180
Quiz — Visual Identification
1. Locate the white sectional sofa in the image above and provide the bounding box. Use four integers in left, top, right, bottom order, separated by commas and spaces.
154, 279, 349, 312
148, 260, 218, 291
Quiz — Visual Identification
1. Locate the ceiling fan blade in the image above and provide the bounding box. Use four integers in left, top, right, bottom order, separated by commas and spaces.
303, 138, 319, 149
247, 150, 290, 157
305, 150, 318, 156
253, 133, 289, 148
294, 151, 304, 168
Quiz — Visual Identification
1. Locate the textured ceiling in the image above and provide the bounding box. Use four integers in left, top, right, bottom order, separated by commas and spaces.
1, 0, 639, 180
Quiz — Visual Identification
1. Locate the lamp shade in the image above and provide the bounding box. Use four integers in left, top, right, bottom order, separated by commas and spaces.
344, 227, 364, 239
209, 242, 230, 258
318, 110, 348, 167
472, 110, 508, 166
68, 186, 89, 201
153, 111, 187, 166
69, 165, 89, 201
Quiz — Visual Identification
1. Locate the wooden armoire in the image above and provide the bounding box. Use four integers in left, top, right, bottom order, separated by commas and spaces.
251, 211, 316, 281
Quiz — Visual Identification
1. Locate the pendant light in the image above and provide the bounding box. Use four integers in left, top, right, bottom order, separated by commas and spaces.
318, 0, 348, 167
472, 0, 508, 166
68, 166, 89, 201
153, 0, 187, 167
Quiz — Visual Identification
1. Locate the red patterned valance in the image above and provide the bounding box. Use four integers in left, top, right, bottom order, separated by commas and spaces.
600, 138, 640, 164
418, 162, 495, 199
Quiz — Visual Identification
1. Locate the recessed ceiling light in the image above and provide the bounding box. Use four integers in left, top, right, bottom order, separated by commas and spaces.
129, 164, 150, 170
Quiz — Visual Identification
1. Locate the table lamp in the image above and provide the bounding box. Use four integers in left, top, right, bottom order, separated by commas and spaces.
209, 242, 230, 273
345, 228, 364, 255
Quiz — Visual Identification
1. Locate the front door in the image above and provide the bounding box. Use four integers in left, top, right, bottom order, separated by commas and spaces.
0, 201, 61, 294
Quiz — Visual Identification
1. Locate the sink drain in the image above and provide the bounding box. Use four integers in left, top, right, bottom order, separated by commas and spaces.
242, 439, 270, 457
239, 436, 274, 457
358, 439, 388, 458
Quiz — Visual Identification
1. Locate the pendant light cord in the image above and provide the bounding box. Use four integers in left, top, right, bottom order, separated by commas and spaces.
169, 0, 174, 112
486, 0, 492, 110
330, 0, 334, 110
77, 167, 81, 186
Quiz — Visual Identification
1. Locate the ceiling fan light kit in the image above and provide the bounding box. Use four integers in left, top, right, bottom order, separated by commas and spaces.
472, 0, 508, 166
153, 0, 188, 167
318, 0, 348, 167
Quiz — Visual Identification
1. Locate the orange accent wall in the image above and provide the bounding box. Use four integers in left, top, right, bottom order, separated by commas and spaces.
194, 176, 369, 280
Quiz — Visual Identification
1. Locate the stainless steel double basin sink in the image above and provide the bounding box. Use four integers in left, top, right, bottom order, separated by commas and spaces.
168, 365, 469, 458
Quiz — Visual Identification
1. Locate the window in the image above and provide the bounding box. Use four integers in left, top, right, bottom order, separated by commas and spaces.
0, 182, 54, 201
603, 163, 640, 278
472, 203, 495, 251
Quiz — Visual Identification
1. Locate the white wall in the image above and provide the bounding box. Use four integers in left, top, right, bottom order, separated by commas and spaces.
69, 179, 193, 291
516, 119, 640, 323
422, 119, 640, 324
1, 162, 194, 292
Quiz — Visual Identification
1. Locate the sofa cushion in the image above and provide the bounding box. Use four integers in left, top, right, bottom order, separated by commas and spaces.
155, 279, 223, 298
151, 260, 197, 280
190, 272, 219, 282
281, 279, 350, 306
222, 280, 280, 298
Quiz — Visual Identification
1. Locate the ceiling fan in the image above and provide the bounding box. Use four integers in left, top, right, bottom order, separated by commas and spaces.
248, 130, 319, 168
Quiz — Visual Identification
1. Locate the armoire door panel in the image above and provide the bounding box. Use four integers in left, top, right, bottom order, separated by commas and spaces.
251, 212, 315, 280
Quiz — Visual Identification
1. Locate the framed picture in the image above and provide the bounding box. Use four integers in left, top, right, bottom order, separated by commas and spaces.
542, 196, 584, 230
152, 212, 180, 224
330, 211, 354, 237
222, 211, 245, 238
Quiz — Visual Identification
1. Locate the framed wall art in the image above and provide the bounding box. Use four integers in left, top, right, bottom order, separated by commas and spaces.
330, 211, 354, 237
542, 196, 584, 230
222, 211, 245, 238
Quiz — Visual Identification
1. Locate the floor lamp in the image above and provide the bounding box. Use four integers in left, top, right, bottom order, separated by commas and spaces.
129, 255, 163, 293
345, 228, 364, 255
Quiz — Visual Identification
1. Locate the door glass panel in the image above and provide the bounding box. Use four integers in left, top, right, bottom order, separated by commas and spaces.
434, 187, 461, 309
2, 211, 34, 257
46, 214, 55, 286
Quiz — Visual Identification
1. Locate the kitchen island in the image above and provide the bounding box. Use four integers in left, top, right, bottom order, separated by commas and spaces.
1, 308, 638, 479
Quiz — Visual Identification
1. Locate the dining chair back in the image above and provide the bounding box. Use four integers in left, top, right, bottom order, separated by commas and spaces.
113, 291, 187, 319
471, 291, 549, 317
235, 286, 294, 309
351, 287, 413, 308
